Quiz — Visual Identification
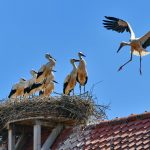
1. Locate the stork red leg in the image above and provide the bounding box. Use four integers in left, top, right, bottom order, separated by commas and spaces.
79, 85, 81, 95
139, 54, 142, 75
118, 52, 133, 71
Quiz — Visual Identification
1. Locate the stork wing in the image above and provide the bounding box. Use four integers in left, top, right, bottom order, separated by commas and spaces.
37, 71, 44, 79
30, 83, 42, 91
8, 89, 16, 98
139, 31, 150, 49
63, 74, 71, 94
103, 16, 130, 33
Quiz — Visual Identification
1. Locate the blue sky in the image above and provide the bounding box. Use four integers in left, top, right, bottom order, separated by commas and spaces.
0, 0, 150, 119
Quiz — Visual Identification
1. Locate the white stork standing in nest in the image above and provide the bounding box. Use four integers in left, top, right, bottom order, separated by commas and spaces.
36, 53, 56, 82
103, 16, 150, 75
24, 69, 43, 98
63, 59, 80, 95
39, 70, 56, 96
8, 78, 26, 99
40, 79, 58, 97
77, 52, 88, 94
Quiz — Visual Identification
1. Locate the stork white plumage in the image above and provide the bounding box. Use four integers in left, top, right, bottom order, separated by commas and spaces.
39, 70, 55, 96
103, 16, 150, 75
24, 70, 37, 91
77, 52, 88, 94
24, 70, 43, 98
8, 78, 26, 99
63, 59, 79, 95
36, 53, 56, 82
40, 80, 58, 97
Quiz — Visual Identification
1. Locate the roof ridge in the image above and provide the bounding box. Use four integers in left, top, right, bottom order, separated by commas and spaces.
86, 111, 150, 130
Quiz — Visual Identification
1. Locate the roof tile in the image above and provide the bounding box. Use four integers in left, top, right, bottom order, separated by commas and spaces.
136, 139, 143, 146
144, 144, 150, 149
52, 112, 150, 150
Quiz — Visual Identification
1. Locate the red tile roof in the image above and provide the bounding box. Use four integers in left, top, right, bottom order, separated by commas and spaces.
52, 112, 150, 150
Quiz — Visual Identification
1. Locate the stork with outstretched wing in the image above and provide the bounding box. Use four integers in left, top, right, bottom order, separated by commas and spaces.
103, 16, 150, 75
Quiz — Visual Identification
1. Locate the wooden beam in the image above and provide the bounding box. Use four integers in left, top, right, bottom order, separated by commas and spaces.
33, 120, 41, 150
8, 126, 15, 150
15, 133, 27, 150
41, 124, 63, 150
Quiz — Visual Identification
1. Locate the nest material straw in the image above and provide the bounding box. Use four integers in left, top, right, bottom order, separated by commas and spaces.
0, 94, 108, 132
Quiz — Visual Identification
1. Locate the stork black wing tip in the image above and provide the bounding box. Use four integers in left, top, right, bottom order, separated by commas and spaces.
102, 22, 107, 25
104, 16, 109, 18
102, 20, 108, 22
105, 16, 113, 19
104, 16, 119, 21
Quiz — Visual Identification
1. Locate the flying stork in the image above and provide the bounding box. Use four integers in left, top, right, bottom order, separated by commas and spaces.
103, 16, 150, 75
63, 59, 79, 95
77, 52, 88, 94
36, 53, 56, 82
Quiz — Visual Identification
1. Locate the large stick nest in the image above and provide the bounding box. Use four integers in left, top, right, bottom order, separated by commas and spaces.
0, 93, 108, 132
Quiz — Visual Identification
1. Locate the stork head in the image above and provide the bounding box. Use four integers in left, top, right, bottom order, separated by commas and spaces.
70, 58, 80, 64
78, 52, 86, 58
19, 78, 26, 83
30, 69, 37, 77
45, 53, 56, 61
117, 42, 130, 53
45, 53, 52, 59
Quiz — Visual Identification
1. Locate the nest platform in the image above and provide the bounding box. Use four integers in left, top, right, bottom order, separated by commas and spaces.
0, 94, 107, 133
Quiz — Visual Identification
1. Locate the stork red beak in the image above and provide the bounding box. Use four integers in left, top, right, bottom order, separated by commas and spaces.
52, 70, 57, 72
49, 55, 56, 61
74, 59, 80, 62
53, 80, 58, 84
117, 44, 123, 53
79, 52, 86, 57
81, 53, 86, 57
45, 53, 56, 61
52, 57, 56, 61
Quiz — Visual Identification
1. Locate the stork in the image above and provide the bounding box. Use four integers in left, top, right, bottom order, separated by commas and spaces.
103, 16, 150, 75
39, 70, 55, 96
63, 59, 80, 95
36, 53, 56, 82
26, 81, 43, 98
8, 78, 26, 99
77, 52, 88, 94
40, 80, 58, 97
24, 69, 43, 98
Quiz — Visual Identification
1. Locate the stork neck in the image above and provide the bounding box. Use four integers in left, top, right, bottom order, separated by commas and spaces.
20, 81, 26, 85
128, 22, 135, 40
47, 57, 52, 62
30, 71, 37, 77
33, 74, 37, 78
79, 55, 83, 60
47, 59, 55, 67
72, 62, 77, 69
123, 41, 130, 45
